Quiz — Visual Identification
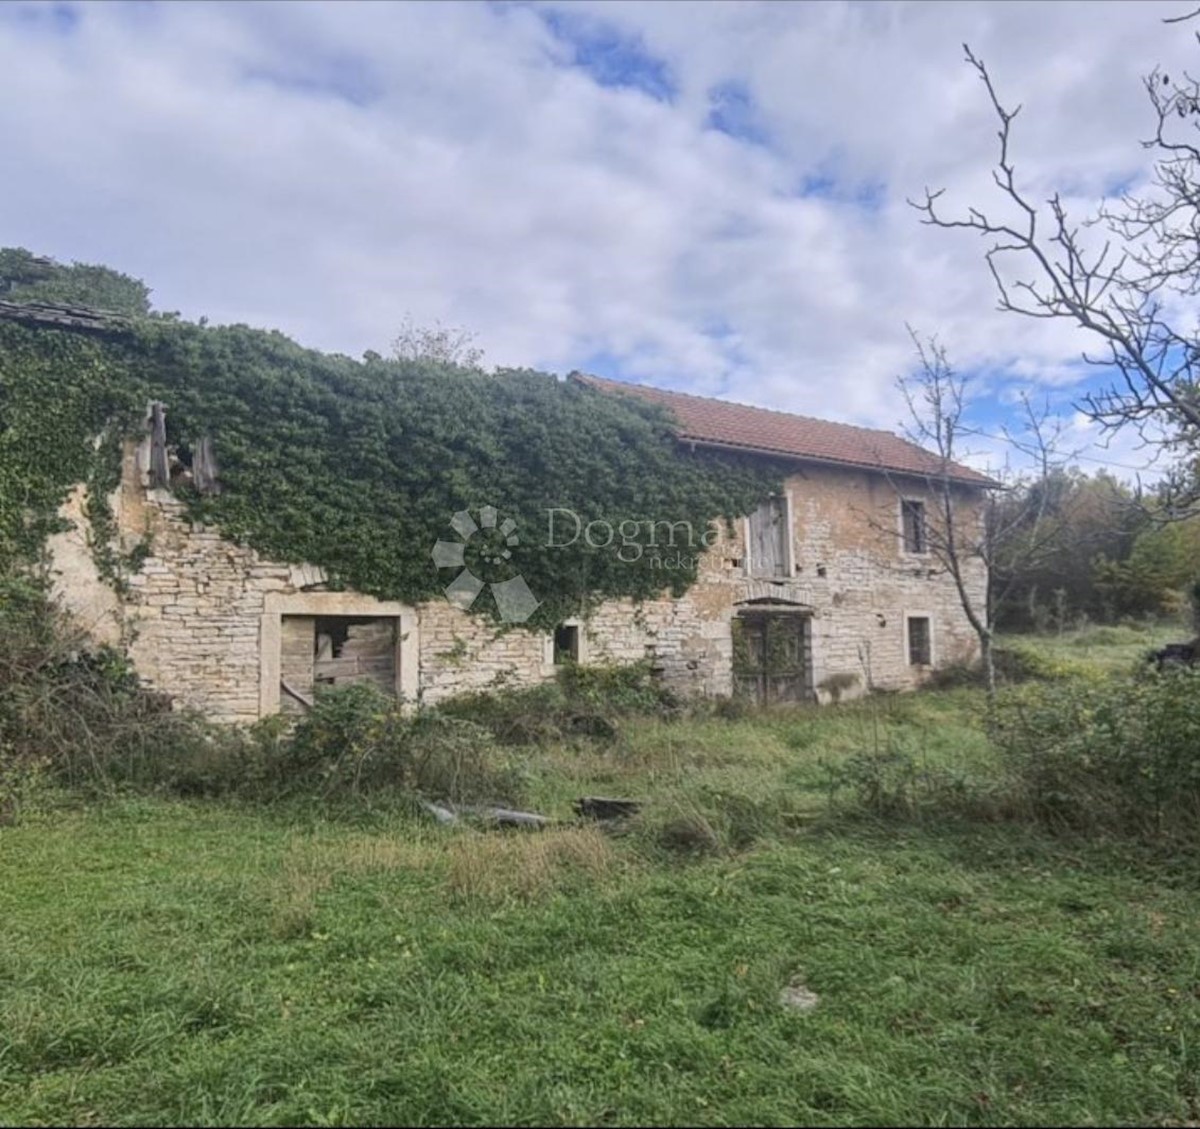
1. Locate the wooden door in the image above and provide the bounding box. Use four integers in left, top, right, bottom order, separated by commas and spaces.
732, 612, 811, 705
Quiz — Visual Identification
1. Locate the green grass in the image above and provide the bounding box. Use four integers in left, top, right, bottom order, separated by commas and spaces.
998, 621, 1188, 674
2, 636, 1199, 1126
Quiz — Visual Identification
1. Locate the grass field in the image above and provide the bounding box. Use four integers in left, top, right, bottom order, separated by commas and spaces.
998, 622, 1188, 674
2, 631, 1198, 1126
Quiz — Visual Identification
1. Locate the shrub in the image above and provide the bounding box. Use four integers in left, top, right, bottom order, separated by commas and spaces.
275, 686, 522, 804
0, 580, 522, 809
0, 576, 226, 803
988, 667, 1200, 836
992, 641, 1092, 684
437, 680, 570, 746
439, 660, 679, 746
923, 659, 983, 690
817, 671, 860, 702
403, 711, 525, 804
556, 659, 680, 714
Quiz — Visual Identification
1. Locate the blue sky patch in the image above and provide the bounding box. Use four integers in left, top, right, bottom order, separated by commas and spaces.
538, 8, 676, 103
795, 169, 886, 211
3, 1, 80, 35
797, 172, 838, 198
705, 81, 769, 146
572, 350, 625, 382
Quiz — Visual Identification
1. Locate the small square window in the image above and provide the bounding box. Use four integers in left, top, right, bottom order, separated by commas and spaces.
907, 616, 932, 666
901, 500, 927, 554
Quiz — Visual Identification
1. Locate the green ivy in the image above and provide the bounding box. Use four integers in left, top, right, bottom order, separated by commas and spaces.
0, 321, 144, 568
0, 312, 785, 629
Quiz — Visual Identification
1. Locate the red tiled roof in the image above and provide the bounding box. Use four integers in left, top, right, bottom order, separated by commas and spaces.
571, 373, 996, 487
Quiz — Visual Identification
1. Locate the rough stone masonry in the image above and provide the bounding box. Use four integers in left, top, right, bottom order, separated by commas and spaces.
46, 429, 987, 723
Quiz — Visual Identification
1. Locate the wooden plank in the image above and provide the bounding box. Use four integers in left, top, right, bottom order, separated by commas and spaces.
193, 435, 221, 495
280, 678, 314, 711
749, 497, 786, 578
280, 616, 315, 699
573, 797, 641, 821
313, 657, 364, 680
149, 401, 170, 489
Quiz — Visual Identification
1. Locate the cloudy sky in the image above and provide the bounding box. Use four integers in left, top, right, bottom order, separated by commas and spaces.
2, 0, 1196, 477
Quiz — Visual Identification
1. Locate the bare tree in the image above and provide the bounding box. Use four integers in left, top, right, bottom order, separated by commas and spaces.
912, 33, 1200, 515
889, 331, 1071, 695
391, 314, 485, 369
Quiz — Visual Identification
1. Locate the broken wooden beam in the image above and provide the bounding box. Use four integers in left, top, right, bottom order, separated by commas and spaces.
280, 678, 314, 710
573, 796, 642, 821
419, 802, 552, 830
418, 799, 458, 825
459, 804, 552, 830
149, 401, 170, 489
192, 434, 221, 494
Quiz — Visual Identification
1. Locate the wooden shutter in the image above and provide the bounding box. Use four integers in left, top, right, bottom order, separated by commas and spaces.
749, 496, 788, 578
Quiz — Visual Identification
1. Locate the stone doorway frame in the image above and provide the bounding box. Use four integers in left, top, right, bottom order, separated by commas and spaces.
259, 592, 419, 717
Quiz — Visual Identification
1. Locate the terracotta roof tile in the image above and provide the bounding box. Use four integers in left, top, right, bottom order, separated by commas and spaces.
571, 373, 996, 487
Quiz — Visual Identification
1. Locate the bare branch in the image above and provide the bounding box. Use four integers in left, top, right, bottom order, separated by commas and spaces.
914, 39, 1200, 484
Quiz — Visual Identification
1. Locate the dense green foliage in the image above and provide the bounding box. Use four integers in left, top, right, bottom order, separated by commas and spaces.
438, 660, 680, 745
0, 247, 151, 315
0, 321, 144, 564
137, 319, 785, 627
990, 468, 1142, 630
989, 666, 1200, 835
0, 249, 784, 627
1094, 515, 1200, 621
989, 465, 1200, 630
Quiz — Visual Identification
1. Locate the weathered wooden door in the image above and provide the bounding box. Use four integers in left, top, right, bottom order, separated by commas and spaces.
732, 612, 812, 705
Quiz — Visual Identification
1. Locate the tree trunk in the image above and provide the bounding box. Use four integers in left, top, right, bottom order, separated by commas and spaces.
979, 629, 996, 698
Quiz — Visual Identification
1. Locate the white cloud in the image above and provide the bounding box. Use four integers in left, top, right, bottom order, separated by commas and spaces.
1, 0, 1196, 480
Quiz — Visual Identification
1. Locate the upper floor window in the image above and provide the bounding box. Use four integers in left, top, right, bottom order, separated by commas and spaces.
901, 499, 927, 555
748, 494, 789, 578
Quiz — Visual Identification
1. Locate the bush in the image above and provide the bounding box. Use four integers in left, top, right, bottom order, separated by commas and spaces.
437, 680, 570, 746
0, 580, 522, 809
992, 641, 1093, 684
820, 741, 980, 821
923, 659, 983, 690
1068, 625, 1145, 648
0, 577, 225, 803
439, 660, 679, 746
256, 686, 523, 804
988, 667, 1200, 836
555, 659, 680, 714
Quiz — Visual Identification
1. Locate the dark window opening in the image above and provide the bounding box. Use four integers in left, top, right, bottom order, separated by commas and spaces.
554, 623, 580, 664
907, 616, 932, 666
901, 500, 927, 554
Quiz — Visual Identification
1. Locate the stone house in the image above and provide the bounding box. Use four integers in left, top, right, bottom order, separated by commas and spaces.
47, 369, 992, 723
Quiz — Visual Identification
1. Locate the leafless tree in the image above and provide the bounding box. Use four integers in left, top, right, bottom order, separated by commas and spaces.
912, 29, 1200, 516
888, 331, 1072, 695
392, 314, 486, 369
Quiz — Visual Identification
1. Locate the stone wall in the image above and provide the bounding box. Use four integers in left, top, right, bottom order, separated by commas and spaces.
47, 441, 987, 721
